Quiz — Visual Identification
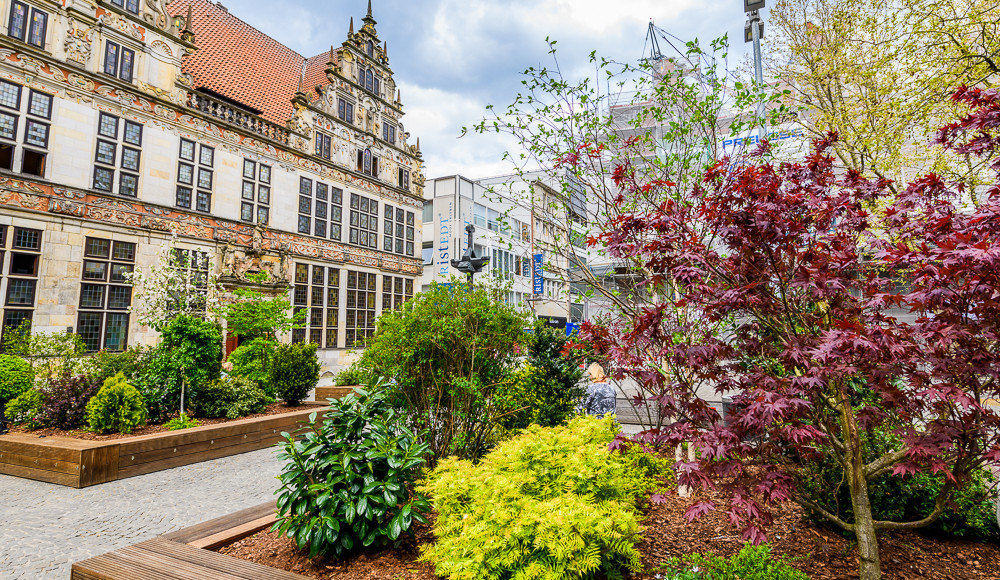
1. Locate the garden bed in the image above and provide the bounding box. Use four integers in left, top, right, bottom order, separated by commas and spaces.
70, 486, 1000, 580
0, 401, 326, 488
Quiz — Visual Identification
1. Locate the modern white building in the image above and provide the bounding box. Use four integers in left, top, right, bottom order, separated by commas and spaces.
421, 172, 589, 329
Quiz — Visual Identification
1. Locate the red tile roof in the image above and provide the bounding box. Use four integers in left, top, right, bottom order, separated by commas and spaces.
168, 0, 336, 125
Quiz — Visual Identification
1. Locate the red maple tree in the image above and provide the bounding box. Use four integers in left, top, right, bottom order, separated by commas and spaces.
580, 87, 1000, 580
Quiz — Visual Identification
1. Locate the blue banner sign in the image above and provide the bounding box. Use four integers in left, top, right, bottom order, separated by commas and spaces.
533, 253, 544, 294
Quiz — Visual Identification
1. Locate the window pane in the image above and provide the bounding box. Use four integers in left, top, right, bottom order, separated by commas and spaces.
176, 186, 192, 208
241, 202, 254, 222
93, 166, 113, 191
124, 121, 142, 145
0, 112, 17, 139
331, 206, 342, 222
121, 147, 140, 171
8, 2, 27, 41
118, 47, 134, 82
104, 313, 128, 351
83, 239, 111, 259
243, 159, 256, 179
256, 206, 268, 225
295, 263, 308, 283
299, 177, 312, 195
315, 202, 327, 219
104, 42, 119, 76
108, 286, 132, 309
10, 229, 39, 252
196, 191, 211, 212
298, 215, 310, 234
80, 284, 105, 308
179, 139, 195, 160
330, 224, 341, 241
298, 195, 311, 214
96, 140, 116, 165
259, 164, 270, 183
6, 279, 34, 305
25, 120, 48, 147
83, 260, 107, 281
27, 9, 46, 48
257, 185, 270, 204
110, 263, 133, 283
199, 146, 213, 166
119, 173, 138, 197
77, 312, 103, 352
242, 181, 255, 200
98, 113, 118, 138
28, 91, 51, 118
177, 163, 193, 184
332, 188, 342, 205
197, 167, 212, 189
314, 220, 326, 238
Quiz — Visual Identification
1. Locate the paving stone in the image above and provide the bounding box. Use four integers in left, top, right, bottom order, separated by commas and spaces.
0, 446, 286, 579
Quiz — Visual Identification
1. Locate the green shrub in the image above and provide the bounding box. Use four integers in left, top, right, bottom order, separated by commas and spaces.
4, 388, 46, 429
191, 375, 272, 419
357, 279, 529, 462
0, 354, 34, 404
86, 373, 147, 434
269, 342, 320, 406
498, 320, 586, 431
91, 346, 154, 386
799, 427, 1000, 542
273, 387, 431, 558
659, 544, 808, 580
227, 338, 274, 394
2, 320, 90, 379
164, 413, 201, 430
138, 315, 223, 422
333, 364, 374, 387
419, 415, 668, 580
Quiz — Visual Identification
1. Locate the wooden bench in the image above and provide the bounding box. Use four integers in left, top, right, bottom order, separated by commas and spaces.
72, 501, 310, 580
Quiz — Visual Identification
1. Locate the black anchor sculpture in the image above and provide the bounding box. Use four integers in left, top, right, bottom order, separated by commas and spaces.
450, 224, 490, 283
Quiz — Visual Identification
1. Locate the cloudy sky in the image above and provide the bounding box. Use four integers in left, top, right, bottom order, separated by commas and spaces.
215, 0, 756, 179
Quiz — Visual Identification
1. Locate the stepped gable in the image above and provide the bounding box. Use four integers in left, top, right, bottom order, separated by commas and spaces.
168, 0, 335, 125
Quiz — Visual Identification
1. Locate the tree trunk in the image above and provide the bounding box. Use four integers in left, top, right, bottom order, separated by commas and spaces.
848, 459, 881, 580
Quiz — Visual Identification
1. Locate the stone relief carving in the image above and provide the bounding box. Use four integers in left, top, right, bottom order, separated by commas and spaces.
143, 0, 172, 32
97, 11, 144, 41
64, 19, 93, 67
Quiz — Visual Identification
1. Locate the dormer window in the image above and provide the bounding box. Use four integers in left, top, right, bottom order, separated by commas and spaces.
8, 2, 47, 49
109, 0, 139, 14
103, 41, 135, 83
358, 66, 381, 96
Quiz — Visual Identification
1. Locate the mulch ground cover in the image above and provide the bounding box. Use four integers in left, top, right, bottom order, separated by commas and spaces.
219, 487, 1000, 580
6, 402, 314, 441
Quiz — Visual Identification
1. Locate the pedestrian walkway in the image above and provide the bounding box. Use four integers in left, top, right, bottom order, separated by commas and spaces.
0, 446, 286, 579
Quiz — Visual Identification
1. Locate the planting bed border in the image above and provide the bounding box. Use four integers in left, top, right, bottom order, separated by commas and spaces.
0, 402, 327, 488
314, 385, 359, 402
71, 500, 313, 580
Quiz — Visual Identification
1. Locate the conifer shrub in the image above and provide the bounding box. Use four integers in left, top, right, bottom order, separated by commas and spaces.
658, 544, 808, 580
0, 354, 34, 404
272, 388, 430, 558
86, 372, 147, 434
419, 415, 669, 580
4, 388, 46, 429
191, 375, 272, 419
269, 342, 320, 406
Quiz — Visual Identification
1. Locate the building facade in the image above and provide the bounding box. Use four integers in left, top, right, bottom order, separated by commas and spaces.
0, 0, 423, 370
421, 172, 588, 328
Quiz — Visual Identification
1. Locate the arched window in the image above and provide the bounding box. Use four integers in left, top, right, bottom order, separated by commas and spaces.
365, 70, 374, 92
363, 148, 372, 175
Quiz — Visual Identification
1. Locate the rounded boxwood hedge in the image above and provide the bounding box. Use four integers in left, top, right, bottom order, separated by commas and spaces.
0, 354, 34, 404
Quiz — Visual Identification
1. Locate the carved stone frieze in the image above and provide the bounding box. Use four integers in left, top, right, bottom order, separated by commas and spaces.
97, 9, 145, 41
49, 199, 85, 217
64, 19, 93, 67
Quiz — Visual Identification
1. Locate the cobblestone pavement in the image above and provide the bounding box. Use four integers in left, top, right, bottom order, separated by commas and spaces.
0, 446, 286, 580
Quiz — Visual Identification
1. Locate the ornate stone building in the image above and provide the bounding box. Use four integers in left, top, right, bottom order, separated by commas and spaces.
0, 0, 424, 369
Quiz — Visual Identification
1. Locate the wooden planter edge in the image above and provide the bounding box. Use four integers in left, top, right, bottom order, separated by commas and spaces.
71, 500, 313, 580
0, 402, 328, 488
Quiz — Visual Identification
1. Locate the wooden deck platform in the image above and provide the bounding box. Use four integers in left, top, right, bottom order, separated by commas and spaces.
0, 403, 325, 488
71, 501, 311, 580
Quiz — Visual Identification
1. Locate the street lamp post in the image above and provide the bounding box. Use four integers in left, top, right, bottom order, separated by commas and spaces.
744, 0, 766, 142
450, 224, 489, 284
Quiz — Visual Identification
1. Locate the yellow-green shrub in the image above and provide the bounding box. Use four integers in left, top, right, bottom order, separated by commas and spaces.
419, 415, 670, 580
